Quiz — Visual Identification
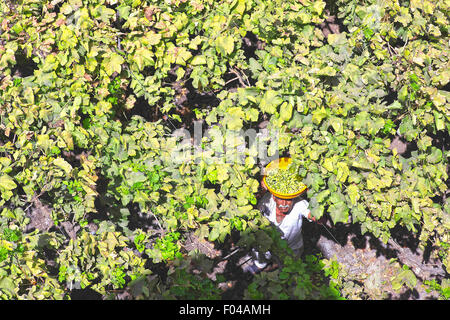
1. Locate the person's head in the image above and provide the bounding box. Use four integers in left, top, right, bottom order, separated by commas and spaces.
273, 195, 295, 214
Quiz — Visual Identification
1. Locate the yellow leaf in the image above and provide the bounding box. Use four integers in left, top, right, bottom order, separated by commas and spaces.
226, 107, 245, 130
322, 158, 334, 172
312, 106, 327, 125
280, 102, 293, 121
191, 55, 207, 65
0, 175, 17, 190
216, 165, 229, 183
216, 35, 235, 55
103, 53, 124, 76
0, 240, 14, 250
53, 158, 73, 175
234, 0, 246, 15
175, 47, 192, 66
336, 162, 349, 183
347, 184, 359, 206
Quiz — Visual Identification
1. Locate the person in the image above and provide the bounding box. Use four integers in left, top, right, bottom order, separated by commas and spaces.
243, 177, 316, 274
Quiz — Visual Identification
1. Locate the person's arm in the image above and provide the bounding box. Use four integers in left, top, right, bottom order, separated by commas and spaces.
262, 261, 279, 272
297, 199, 310, 218
297, 199, 318, 222
307, 211, 316, 222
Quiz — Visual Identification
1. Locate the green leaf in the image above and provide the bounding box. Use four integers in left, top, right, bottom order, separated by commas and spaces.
427, 147, 442, 164
392, 268, 417, 291
216, 35, 235, 56
175, 47, 192, 66
103, 53, 124, 76
249, 57, 262, 75
316, 66, 336, 77
434, 111, 445, 131
330, 117, 344, 135
133, 47, 154, 71
0, 175, 17, 190
387, 101, 403, 110
0, 277, 15, 295
23, 87, 34, 104
310, 204, 325, 219
127, 171, 147, 187
279, 102, 293, 121
366, 173, 382, 191
191, 55, 207, 65
260, 90, 282, 114
327, 33, 346, 46
146, 31, 162, 45
53, 158, 73, 175
316, 189, 330, 203
398, 85, 408, 102
232, 0, 246, 15
336, 162, 349, 183
208, 227, 220, 242
216, 166, 229, 183
322, 157, 334, 172
329, 201, 349, 224
225, 107, 245, 130
346, 184, 359, 206
312, 106, 327, 125
245, 108, 260, 122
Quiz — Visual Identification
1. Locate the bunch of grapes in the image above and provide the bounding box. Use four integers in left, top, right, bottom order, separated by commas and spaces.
265, 165, 305, 194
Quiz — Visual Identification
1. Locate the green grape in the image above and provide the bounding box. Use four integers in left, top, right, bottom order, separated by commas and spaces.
265, 164, 305, 194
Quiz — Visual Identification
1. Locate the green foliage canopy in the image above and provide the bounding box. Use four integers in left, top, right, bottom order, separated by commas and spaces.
0, 0, 448, 299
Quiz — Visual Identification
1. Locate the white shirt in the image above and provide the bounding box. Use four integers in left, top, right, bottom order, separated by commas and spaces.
257, 192, 310, 250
